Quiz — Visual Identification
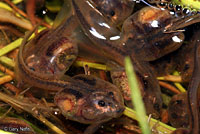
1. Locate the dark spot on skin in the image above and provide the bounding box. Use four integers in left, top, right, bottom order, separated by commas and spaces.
171, 113, 178, 119
142, 79, 148, 89
67, 58, 74, 62
142, 23, 156, 34
183, 64, 190, 71
96, 6, 101, 11
109, 10, 115, 16
175, 100, 182, 105
46, 37, 68, 56
150, 34, 172, 50
98, 100, 106, 107
59, 88, 84, 100
153, 103, 160, 111
68, 88, 83, 100
135, 72, 149, 90
74, 76, 96, 86
166, 57, 172, 63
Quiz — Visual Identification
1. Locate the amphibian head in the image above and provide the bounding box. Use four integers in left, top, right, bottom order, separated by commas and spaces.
54, 74, 125, 124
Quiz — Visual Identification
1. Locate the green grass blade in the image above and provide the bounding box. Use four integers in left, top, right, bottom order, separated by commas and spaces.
125, 56, 151, 134
0, 38, 23, 57
173, 71, 186, 92
74, 60, 111, 71
0, 130, 16, 134
0, 56, 15, 68
124, 107, 176, 133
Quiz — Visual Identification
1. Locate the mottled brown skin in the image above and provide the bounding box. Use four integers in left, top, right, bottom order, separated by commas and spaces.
71, 0, 200, 122
20, 16, 79, 79
111, 71, 133, 102
121, 6, 184, 61
14, 0, 200, 133
15, 25, 125, 134
55, 74, 124, 124
15, 27, 75, 91
168, 93, 189, 128
111, 70, 162, 118
172, 30, 200, 134
176, 37, 196, 82
53, 0, 134, 66
73, 0, 185, 62
15, 1, 134, 132
73, 0, 178, 118
149, 52, 177, 76
186, 31, 200, 134
72, 0, 200, 133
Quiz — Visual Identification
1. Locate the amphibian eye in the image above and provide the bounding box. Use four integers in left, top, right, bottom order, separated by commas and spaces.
98, 100, 106, 107
109, 10, 115, 16
108, 91, 114, 97
30, 67, 35, 71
